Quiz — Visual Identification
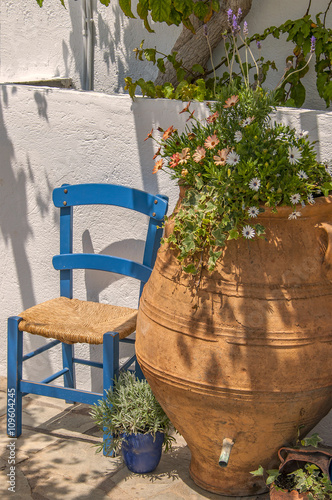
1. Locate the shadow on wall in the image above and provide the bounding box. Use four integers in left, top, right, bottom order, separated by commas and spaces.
82, 229, 145, 392
0, 86, 37, 312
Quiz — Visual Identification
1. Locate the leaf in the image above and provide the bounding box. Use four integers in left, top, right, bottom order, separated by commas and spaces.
193, 1, 209, 20
176, 67, 186, 82
192, 64, 205, 75
301, 433, 323, 448
144, 48, 156, 63
183, 263, 198, 274
250, 466, 265, 476
173, 0, 194, 18
137, 0, 154, 32
119, 0, 135, 17
228, 229, 240, 240
157, 58, 166, 73
150, 0, 172, 23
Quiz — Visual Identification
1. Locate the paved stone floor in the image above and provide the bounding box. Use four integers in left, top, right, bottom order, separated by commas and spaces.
0, 377, 269, 500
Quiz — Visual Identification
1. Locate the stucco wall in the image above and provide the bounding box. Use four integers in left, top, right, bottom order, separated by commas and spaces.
1, 0, 331, 109
0, 84, 331, 443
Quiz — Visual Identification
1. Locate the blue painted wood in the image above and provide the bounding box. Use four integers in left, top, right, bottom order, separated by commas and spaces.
53, 253, 152, 284
7, 317, 23, 438
62, 343, 75, 404
20, 380, 102, 405
22, 339, 61, 361
73, 358, 103, 369
102, 332, 119, 457
53, 183, 168, 221
59, 205, 73, 299
40, 368, 69, 385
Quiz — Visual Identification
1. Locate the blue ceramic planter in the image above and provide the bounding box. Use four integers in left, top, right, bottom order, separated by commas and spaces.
121, 431, 164, 473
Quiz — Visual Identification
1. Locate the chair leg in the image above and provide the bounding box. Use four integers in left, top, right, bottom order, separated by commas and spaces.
62, 343, 75, 404
135, 359, 145, 381
102, 332, 119, 456
7, 317, 23, 438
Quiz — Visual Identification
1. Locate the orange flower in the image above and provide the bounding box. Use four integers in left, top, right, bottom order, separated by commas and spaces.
179, 102, 191, 114
144, 128, 153, 141
204, 134, 219, 149
152, 159, 163, 174
224, 95, 239, 108
213, 148, 229, 166
153, 147, 161, 160
186, 110, 195, 122
169, 153, 181, 169
162, 125, 176, 140
178, 148, 190, 164
206, 111, 219, 123
187, 132, 196, 140
193, 146, 206, 163
181, 168, 188, 177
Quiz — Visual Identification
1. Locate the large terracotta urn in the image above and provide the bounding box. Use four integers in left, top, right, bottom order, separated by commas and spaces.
135, 195, 332, 496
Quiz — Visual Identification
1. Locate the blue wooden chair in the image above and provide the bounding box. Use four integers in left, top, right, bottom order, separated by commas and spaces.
7, 183, 168, 440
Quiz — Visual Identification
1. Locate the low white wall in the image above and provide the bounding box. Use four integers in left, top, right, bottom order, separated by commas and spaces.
0, 84, 331, 442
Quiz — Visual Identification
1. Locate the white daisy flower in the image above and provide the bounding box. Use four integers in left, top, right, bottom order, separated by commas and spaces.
241, 116, 254, 127
307, 193, 315, 204
247, 206, 259, 218
288, 211, 302, 220
297, 130, 308, 139
249, 177, 261, 191
288, 146, 301, 164
226, 151, 240, 166
297, 170, 308, 180
234, 131, 242, 142
242, 225, 256, 239
276, 173, 281, 177
290, 193, 301, 205
270, 187, 275, 192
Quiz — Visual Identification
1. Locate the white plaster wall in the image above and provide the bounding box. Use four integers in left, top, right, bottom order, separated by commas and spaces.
0, 84, 331, 443
1, 0, 331, 108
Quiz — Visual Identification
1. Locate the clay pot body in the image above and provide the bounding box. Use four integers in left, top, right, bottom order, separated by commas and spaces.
136, 195, 332, 496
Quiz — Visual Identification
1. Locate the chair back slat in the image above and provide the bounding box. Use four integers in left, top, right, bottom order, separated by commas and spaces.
53, 183, 168, 300
53, 254, 152, 284
53, 183, 168, 221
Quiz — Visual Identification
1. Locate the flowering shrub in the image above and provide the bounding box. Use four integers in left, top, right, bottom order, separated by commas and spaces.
146, 84, 332, 275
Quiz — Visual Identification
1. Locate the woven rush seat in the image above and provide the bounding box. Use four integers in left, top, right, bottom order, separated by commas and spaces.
18, 297, 138, 344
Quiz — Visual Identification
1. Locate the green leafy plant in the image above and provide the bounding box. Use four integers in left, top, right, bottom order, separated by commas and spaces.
147, 81, 332, 276
90, 371, 175, 455
251, 435, 332, 500
126, 3, 332, 107
35, 0, 220, 32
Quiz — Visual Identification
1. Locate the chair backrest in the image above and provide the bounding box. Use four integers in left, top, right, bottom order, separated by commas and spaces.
52, 183, 168, 300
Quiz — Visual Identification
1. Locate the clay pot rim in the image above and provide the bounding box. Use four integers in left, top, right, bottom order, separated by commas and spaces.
178, 184, 332, 220
257, 195, 332, 220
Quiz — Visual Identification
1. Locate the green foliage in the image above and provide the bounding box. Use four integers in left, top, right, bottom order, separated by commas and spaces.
128, 8, 332, 108
252, 463, 332, 500
147, 84, 332, 274
90, 372, 175, 455
251, 434, 332, 500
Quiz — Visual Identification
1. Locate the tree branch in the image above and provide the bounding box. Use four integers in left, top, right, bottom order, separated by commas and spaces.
154, 0, 253, 86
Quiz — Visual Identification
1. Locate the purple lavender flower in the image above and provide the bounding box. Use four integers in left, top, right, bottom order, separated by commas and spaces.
243, 20, 248, 37
256, 40, 262, 50
310, 36, 316, 53
203, 24, 208, 37
237, 8, 242, 20
232, 14, 239, 33
227, 9, 233, 26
